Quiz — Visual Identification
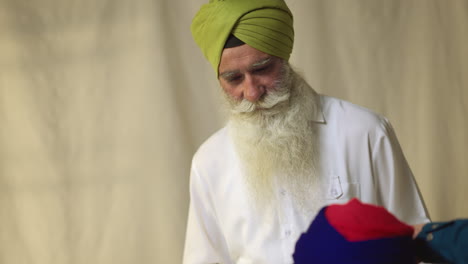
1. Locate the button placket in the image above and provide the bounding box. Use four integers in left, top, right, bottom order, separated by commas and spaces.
278, 188, 294, 240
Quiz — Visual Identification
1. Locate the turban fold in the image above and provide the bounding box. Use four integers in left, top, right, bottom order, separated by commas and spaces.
191, 0, 294, 75
293, 199, 417, 264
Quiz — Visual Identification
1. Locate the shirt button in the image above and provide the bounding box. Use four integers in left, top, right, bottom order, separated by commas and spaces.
285, 230, 291, 237
280, 190, 286, 196
432, 224, 438, 229
426, 233, 434, 241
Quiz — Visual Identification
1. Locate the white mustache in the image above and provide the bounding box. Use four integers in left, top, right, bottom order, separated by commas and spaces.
231, 88, 291, 114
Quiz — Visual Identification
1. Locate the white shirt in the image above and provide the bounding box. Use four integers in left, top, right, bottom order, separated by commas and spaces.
183, 95, 429, 264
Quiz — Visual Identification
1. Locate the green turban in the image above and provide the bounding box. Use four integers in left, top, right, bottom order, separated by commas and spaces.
191, 0, 294, 75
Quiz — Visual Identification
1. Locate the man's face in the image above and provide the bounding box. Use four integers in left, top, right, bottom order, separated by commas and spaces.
218, 44, 284, 103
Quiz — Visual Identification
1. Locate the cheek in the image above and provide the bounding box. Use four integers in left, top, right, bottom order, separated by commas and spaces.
220, 82, 242, 100
264, 73, 283, 91
265, 77, 278, 90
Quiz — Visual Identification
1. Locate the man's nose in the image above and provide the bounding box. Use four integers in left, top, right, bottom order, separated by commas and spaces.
243, 76, 265, 102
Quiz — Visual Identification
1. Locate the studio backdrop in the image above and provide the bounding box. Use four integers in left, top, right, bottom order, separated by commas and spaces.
0, 0, 467, 263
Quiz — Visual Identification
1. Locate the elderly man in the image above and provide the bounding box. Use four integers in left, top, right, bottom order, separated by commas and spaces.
184, 1, 429, 263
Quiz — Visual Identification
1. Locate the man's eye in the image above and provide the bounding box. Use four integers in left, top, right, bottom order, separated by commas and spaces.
228, 76, 242, 83
253, 66, 269, 74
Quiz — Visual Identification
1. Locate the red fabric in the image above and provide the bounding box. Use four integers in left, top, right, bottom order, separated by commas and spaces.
325, 198, 414, 242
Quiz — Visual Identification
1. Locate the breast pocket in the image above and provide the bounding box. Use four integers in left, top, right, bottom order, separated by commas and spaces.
324, 175, 360, 202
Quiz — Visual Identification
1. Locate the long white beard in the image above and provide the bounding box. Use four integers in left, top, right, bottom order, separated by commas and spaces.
227, 64, 323, 213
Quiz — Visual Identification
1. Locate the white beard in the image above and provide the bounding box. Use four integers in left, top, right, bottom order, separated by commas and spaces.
226, 64, 324, 214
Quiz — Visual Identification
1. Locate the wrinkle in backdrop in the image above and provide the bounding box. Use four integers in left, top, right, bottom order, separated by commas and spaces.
0, 0, 467, 263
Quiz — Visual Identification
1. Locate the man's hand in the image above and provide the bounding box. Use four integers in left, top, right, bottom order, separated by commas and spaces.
412, 223, 425, 239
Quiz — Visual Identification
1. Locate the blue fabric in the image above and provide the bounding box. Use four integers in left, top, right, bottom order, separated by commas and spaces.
293, 208, 417, 264
415, 220, 468, 264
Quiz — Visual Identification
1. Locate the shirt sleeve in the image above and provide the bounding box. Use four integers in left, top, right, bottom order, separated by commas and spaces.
371, 117, 430, 225
183, 162, 231, 264
415, 220, 468, 264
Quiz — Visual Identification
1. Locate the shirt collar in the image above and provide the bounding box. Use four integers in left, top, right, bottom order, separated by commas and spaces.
312, 95, 326, 124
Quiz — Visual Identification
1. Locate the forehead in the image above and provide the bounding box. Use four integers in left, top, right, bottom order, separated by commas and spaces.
218, 44, 271, 73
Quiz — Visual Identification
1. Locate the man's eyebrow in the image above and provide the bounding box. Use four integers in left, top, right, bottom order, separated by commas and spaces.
219, 57, 273, 79
251, 57, 273, 68
219, 70, 240, 79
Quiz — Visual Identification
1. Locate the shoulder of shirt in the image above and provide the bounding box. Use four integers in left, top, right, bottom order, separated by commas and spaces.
318, 94, 391, 134
191, 126, 231, 168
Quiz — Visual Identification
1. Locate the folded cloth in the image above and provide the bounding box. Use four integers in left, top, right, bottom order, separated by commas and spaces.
293, 198, 417, 264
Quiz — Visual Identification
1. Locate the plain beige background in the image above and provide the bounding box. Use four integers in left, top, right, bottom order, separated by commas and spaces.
0, 0, 467, 263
